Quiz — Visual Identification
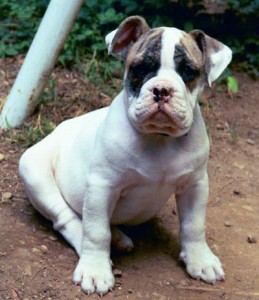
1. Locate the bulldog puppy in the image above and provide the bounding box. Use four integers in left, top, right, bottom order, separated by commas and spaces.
19, 16, 232, 295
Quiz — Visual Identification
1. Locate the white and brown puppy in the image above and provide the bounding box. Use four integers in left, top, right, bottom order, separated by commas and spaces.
19, 16, 232, 295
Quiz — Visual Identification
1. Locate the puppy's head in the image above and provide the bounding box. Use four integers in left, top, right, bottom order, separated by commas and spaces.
106, 16, 232, 137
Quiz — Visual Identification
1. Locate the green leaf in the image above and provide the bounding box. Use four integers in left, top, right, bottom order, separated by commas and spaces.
5, 46, 19, 56
227, 76, 238, 93
184, 21, 193, 33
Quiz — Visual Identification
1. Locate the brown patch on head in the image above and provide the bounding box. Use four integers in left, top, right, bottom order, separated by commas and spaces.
174, 33, 205, 91
180, 33, 203, 67
125, 28, 164, 71
125, 28, 164, 97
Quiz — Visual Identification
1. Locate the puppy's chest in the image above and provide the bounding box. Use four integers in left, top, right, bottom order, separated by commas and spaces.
126, 154, 195, 194
127, 148, 197, 190
130, 139, 202, 186
112, 141, 205, 225
112, 159, 194, 225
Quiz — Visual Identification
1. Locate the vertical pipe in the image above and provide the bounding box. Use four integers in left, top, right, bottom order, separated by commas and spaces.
0, 0, 84, 128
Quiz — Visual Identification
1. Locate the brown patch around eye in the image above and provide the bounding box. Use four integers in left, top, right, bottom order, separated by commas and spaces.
125, 29, 164, 70
125, 29, 164, 97
175, 35, 204, 91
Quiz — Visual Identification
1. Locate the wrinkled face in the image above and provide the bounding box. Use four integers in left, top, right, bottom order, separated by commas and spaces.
124, 28, 205, 137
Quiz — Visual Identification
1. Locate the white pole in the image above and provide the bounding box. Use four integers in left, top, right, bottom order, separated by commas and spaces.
0, 0, 84, 129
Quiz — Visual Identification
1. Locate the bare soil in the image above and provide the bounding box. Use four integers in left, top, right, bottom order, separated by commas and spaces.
0, 57, 259, 300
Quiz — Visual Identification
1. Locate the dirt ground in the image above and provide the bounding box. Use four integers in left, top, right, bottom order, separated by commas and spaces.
0, 57, 258, 300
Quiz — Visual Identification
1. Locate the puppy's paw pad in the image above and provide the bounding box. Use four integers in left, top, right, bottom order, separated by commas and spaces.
73, 257, 115, 295
187, 261, 224, 284
181, 246, 225, 284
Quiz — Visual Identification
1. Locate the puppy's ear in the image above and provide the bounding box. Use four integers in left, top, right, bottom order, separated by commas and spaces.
189, 30, 232, 86
105, 29, 118, 55
105, 16, 149, 60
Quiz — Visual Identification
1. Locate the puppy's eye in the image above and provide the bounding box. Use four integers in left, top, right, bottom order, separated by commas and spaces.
131, 64, 145, 78
183, 65, 197, 78
131, 61, 154, 78
179, 64, 199, 83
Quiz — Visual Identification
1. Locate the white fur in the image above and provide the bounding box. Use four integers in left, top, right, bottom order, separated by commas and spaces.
208, 45, 232, 86
19, 21, 230, 295
160, 27, 182, 69
105, 29, 117, 55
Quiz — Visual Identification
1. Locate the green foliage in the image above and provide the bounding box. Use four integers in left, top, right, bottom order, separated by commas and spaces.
0, 0, 258, 77
230, 0, 259, 15
0, 0, 48, 57
227, 76, 239, 94
39, 78, 57, 104
215, 68, 239, 95
58, 1, 125, 66
6, 115, 56, 148
228, 127, 239, 140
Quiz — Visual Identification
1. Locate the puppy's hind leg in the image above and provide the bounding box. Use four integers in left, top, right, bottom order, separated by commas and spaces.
111, 226, 134, 252
19, 151, 82, 256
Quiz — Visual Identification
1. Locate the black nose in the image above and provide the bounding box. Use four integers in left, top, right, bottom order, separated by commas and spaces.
152, 86, 172, 102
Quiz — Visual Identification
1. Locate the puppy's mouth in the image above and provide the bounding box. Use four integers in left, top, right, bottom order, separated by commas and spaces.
144, 106, 182, 135
134, 97, 192, 136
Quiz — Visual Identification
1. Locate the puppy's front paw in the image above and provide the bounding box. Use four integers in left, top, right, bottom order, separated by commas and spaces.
180, 243, 225, 284
73, 255, 115, 295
